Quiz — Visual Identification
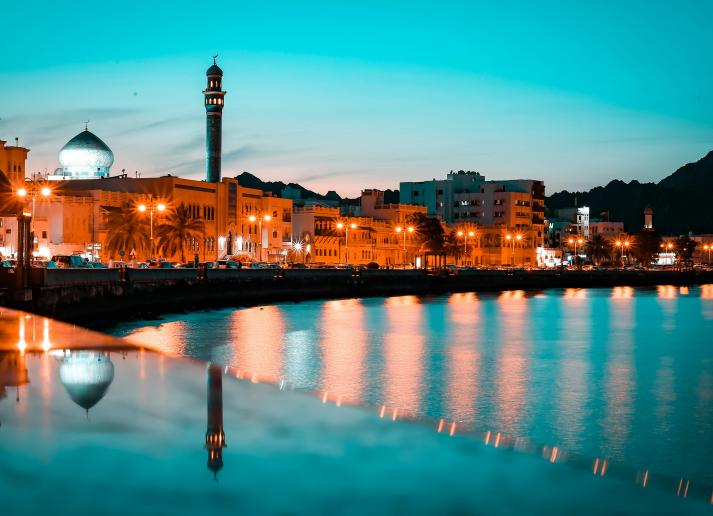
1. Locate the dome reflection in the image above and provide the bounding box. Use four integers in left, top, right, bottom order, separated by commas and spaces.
58, 351, 115, 415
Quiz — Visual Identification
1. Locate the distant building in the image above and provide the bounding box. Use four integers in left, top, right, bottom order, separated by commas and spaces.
0, 138, 29, 185
644, 206, 653, 230
590, 221, 624, 238
555, 206, 590, 239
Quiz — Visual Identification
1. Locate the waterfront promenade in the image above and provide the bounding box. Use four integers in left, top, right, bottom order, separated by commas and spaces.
1, 308, 711, 515
1, 267, 712, 326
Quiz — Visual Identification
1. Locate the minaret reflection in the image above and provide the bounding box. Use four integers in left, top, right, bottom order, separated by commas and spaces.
58, 351, 115, 417
205, 364, 226, 479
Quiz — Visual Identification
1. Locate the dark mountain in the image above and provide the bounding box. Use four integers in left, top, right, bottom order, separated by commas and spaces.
546, 151, 713, 235
235, 171, 401, 207
235, 171, 337, 201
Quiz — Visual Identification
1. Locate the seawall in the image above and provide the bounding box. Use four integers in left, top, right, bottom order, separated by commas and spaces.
2, 268, 711, 329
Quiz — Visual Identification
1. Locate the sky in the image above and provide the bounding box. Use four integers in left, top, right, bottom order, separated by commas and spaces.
1, 0, 712, 196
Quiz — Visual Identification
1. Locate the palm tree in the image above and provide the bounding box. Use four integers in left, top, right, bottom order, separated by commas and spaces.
584, 234, 612, 265
155, 204, 205, 263
104, 204, 150, 259
405, 212, 446, 267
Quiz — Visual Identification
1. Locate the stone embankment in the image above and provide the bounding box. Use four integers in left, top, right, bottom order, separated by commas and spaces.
2, 267, 711, 327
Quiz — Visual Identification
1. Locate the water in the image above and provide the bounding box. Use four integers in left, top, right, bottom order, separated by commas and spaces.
111, 285, 713, 484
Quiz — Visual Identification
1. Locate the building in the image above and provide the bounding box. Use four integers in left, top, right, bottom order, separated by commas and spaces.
554, 206, 590, 239
590, 221, 624, 238
49, 127, 114, 180
400, 171, 545, 262
0, 138, 28, 186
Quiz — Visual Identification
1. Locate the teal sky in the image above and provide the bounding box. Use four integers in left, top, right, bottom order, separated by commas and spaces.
1, 1, 712, 196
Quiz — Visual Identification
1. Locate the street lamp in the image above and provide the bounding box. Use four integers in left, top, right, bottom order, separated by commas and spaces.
505, 233, 522, 266
138, 199, 166, 260
704, 244, 712, 265
248, 214, 272, 262
567, 237, 584, 268
336, 221, 357, 264
16, 182, 52, 259
395, 225, 415, 267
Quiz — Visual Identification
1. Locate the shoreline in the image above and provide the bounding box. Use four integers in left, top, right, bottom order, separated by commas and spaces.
3, 268, 710, 330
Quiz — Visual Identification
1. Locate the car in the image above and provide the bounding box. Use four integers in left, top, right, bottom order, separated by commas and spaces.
158, 261, 175, 269
287, 262, 307, 269
52, 255, 91, 268
216, 259, 239, 269
1, 260, 13, 268
90, 262, 108, 268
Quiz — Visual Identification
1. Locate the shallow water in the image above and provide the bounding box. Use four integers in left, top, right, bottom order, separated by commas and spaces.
112, 285, 713, 484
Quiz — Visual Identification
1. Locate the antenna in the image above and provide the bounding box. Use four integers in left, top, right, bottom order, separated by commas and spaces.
213, 53, 218, 64
84, 120, 90, 131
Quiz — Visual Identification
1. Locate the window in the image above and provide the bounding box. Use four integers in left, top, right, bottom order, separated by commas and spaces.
42, 231, 47, 239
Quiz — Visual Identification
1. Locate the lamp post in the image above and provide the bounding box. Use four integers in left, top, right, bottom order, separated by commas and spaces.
505, 233, 522, 267
567, 237, 584, 268
395, 225, 414, 267
248, 214, 272, 262
336, 221, 357, 264
17, 184, 52, 259
614, 239, 630, 267
138, 198, 166, 260
704, 244, 712, 265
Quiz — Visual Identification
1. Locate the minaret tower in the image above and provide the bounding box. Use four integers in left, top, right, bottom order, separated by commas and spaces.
205, 363, 226, 478
204, 56, 226, 183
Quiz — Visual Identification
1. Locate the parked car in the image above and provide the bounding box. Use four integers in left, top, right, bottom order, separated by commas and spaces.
90, 262, 108, 268
216, 259, 239, 269
158, 261, 175, 269
52, 255, 91, 268
1, 260, 13, 268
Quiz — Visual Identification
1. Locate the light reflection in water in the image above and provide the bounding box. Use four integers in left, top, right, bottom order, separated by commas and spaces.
113, 287, 713, 484
230, 306, 284, 382
557, 288, 590, 451
605, 287, 635, 461
495, 290, 528, 433
445, 293, 479, 423
320, 299, 366, 404
383, 296, 425, 415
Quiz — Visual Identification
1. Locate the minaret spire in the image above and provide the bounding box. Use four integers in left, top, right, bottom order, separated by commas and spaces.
203, 57, 226, 183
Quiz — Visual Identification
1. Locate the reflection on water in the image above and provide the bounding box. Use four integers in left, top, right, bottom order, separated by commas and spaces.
113, 286, 713, 484
206, 363, 226, 478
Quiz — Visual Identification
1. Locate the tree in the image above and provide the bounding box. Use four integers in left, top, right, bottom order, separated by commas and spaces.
631, 230, 661, 267
104, 204, 149, 259
444, 230, 463, 263
585, 234, 612, 265
155, 204, 205, 263
405, 212, 446, 267
674, 236, 697, 262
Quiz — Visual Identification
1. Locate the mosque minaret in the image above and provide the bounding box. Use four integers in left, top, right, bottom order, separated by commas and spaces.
204, 56, 226, 183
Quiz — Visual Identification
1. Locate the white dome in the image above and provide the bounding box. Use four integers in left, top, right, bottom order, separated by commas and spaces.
59, 351, 115, 412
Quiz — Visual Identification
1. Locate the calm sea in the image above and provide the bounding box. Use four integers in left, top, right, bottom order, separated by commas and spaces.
111, 285, 713, 483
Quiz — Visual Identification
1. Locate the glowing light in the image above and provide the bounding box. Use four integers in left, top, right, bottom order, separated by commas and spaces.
395, 226, 403, 233
157, 203, 166, 212
468, 231, 475, 237
350, 223, 357, 229
336, 222, 344, 229
41, 186, 51, 197
457, 230, 464, 237
293, 242, 302, 251
17, 187, 27, 197
137, 204, 147, 212
264, 214, 271, 222
517, 234, 523, 241
407, 226, 415, 233
506, 234, 512, 241
248, 215, 256, 223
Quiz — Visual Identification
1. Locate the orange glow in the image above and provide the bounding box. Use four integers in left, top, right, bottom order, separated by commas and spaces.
40, 186, 51, 197
350, 223, 357, 229
702, 285, 713, 299
407, 226, 415, 233
157, 203, 166, 212
468, 231, 475, 237
137, 204, 147, 212
248, 215, 256, 223
657, 285, 677, 299
336, 222, 344, 229
445, 292, 479, 423
264, 214, 272, 222
383, 295, 424, 416
495, 290, 529, 432
17, 187, 27, 197
231, 305, 284, 383
395, 226, 402, 233
320, 299, 366, 404
611, 286, 634, 299
457, 230, 464, 237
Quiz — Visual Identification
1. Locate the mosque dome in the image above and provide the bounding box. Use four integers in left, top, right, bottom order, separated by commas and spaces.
59, 351, 115, 413
59, 130, 114, 169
